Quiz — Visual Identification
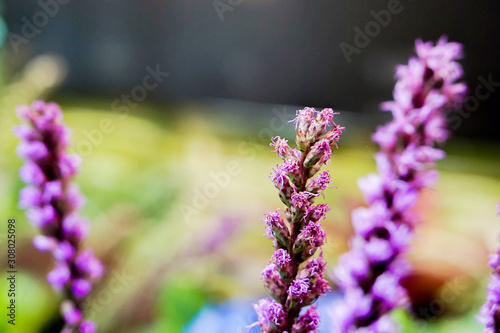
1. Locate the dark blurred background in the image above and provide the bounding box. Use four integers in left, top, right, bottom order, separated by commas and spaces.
4, 0, 500, 140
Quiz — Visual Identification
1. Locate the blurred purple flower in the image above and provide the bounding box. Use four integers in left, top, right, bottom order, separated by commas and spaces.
477, 204, 500, 331
200, 216, 243, 253
252, 108, 344, 332
14, 101, 103, 332
331, 37, 466, 332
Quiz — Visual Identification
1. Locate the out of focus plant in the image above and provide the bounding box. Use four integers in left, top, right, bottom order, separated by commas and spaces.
14, 101, 103, 333
477, 203, 500, 332
330, 37, 467, 332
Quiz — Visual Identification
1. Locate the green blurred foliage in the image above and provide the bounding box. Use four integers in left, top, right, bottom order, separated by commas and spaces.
155, 275, 207, 333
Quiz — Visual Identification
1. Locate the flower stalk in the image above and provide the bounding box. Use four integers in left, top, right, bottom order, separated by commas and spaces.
331, 37, 467, 332
14, 101, 103, 333
251, 107, 344, 333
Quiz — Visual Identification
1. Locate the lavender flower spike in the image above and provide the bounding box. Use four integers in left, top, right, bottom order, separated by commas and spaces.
251, 108, 344, 333
331, 37, 467, 332
14, 101, 103, 333
477, 203, 500, 332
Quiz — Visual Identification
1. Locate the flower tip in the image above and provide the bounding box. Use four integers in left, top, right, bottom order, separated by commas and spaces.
437, 35, 449, 45
31, 100, 46, 111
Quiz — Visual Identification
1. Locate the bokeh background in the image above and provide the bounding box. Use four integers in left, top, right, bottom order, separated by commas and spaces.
0, 1, 499, 332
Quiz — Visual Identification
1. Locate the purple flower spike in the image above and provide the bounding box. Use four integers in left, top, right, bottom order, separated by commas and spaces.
331, 37, 466, 332
14, 101, 103, 332
477, 204, 500, 331
252, 108, 343, 332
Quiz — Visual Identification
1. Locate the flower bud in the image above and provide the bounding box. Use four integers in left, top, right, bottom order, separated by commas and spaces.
261, 263, 288, 304
263, 211, 290, 248
291, 306, 320, 333
293, 222, 326, 262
